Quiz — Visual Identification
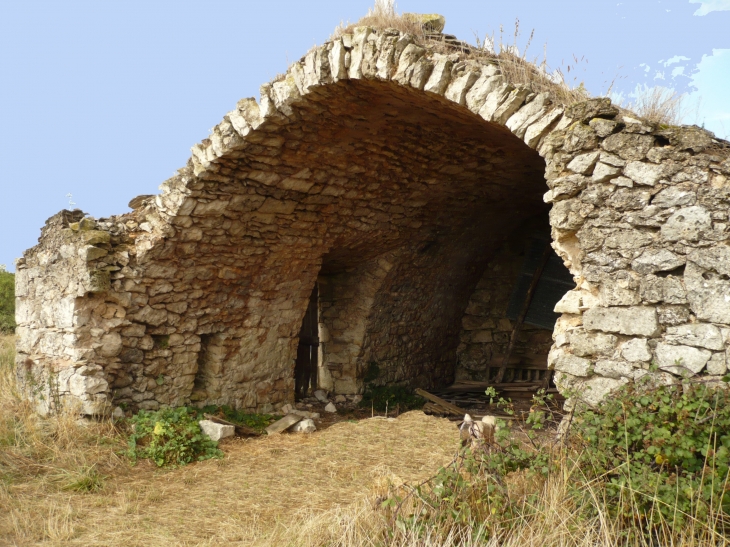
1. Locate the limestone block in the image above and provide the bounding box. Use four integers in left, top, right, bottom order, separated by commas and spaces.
554, 289, 597, 314
464, 71, 501, 113
492, 87, 530, 125
685, 261, 730, 325
601, 133, 654, 161
324, 402, 337, 413
569, 331, 617, 357
599, 284, 640, 306
655, 343, 711, 375
506, 92, 551, 139
199, 420, 235, 441
291, 418, 316, 433
624, 161, 665, 186
554, 354, 592, 377
661, 206, 711, 242
652, 186, 696, 208
575, 376, 629, 407
69, 370, 108, 397
444, 70, 480, 105
375, 32, 400, 80
524, 107, 563, 149
594, 359, 635, 379
329, 40, 348, 81
477, 82, 513, 122
589, 118, 620, 137
708, 352, 727, 375
621, 338, 652, 362
393, 44, 426, 84
348, 27, 374, 79
665, 323, 724, 350
100, 332, 122, 358
80, 245, 108, 262
631, 249, 685, 275
549, 198, 585, 231
567, 151, 600, 175
583, 306, 660, 337
657, 305, 690, 326
592, 162, 621, 183
423, 57, 453, 95
546, 174, 588, 201
131, 306, 167, 327
409, 57, 434, 90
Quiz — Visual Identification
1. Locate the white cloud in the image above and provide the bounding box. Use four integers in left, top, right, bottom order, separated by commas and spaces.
690, 0, 730, 16
664, 55, 690, 66
683, 49, 730, 139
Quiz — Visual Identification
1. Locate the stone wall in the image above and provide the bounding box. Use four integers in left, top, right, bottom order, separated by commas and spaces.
16, 22, 730, 415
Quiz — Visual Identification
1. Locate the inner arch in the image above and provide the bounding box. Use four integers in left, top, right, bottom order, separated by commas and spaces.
176, 78, 550, 407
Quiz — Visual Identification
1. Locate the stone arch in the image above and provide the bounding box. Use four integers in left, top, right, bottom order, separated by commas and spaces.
15, 24, 730, 415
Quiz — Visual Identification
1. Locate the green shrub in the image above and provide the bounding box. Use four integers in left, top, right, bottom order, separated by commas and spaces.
126, 407, 223, 468
0, 267, 15, 334
571, 380, 730, 526
381, 383, 730, 540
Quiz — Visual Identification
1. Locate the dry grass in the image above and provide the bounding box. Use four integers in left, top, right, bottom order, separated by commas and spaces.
0, 334, 459, 546
617, 85, 685, 126
332, 4, 588, 106
260, 458, 730, 547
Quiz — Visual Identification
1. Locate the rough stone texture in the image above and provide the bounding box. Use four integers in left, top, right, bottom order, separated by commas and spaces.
199, 420, 235, 441
16, 24, 730, 415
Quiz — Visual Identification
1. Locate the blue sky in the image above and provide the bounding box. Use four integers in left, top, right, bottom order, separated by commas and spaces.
0, 0, 727, 272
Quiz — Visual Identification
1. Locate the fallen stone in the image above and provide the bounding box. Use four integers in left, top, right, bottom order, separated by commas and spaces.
654, 343, 712, 376
351, 394, 363, 404
583, 306, 660, 337
199, 420, 235, 441
334, 394, 347, 403
265, 414, 303, 435
324, 402, 337, 413
313, 390, 329, 403
291, 418, 316, 433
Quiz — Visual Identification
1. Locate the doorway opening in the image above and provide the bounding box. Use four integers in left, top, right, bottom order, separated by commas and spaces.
294, 284, 319, 400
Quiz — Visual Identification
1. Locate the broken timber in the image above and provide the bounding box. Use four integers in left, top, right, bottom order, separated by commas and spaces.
415, 388, 467, 416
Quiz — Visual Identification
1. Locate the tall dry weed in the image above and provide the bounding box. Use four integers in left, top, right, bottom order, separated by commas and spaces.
0, 335, 124, 542
617, 85, 685, 125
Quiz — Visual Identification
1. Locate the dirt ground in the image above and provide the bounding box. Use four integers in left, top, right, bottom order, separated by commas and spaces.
2, 410, 460, 547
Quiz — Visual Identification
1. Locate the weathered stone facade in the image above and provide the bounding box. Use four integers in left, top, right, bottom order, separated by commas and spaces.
15, 24, 730, 415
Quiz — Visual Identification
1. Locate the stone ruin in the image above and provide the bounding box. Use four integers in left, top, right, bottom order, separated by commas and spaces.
14, 21, 730, 416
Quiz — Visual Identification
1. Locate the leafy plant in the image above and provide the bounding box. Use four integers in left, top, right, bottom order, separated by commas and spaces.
126, 407, 223, 468
197, 405, 276, 433
0, 267, 15, 334
570, 381, 730, 527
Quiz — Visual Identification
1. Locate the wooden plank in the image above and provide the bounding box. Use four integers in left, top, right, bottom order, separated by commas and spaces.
415, 388, 467, 416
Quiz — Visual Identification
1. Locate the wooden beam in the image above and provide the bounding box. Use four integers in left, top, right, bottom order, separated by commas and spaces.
494, 242, 553, 384
415, 388, 468, 416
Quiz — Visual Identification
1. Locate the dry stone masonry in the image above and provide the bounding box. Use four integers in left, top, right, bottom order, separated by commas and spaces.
15, 21, 730, 416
